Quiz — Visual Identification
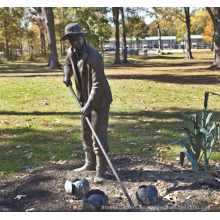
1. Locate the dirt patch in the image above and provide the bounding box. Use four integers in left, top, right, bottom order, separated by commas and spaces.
0, 155, 220, 212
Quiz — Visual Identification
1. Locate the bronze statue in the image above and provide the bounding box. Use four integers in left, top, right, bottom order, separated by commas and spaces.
60, 23, 113, 183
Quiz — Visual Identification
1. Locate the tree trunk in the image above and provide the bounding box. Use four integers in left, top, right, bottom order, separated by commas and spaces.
112, 7, 120, 64
5, 37, 9, 61
211, 31, 214, 51
136, 39, 139, 56
157, 24, 161, 50
60, 32, 63, 58
207, 7, 220, 68
20, 43, 23, 55
37, 7, 46, 58
43, 7, 61, 69
184, 7, 193, 59
3, 20, 9, 61
120, 7, 128, 63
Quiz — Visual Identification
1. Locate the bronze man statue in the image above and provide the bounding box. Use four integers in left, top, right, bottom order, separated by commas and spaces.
60, 23, 113, 183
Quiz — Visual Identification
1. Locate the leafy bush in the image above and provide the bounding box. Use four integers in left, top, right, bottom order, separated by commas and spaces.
169, 92, 220, 175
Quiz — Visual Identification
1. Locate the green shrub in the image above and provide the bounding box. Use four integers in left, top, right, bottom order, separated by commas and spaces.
169, 92, 220, 175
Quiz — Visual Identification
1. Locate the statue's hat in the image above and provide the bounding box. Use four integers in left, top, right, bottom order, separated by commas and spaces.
59, 23, 87, 41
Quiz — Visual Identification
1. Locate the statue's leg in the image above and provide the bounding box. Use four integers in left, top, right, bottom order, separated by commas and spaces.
91, 105, 110, 183
74, 112, 96, 171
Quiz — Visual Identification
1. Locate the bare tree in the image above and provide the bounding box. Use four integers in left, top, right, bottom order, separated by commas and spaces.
43, 7, 61, 69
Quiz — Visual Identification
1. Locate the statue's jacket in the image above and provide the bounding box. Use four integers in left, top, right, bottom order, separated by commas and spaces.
63, 42, 113, 111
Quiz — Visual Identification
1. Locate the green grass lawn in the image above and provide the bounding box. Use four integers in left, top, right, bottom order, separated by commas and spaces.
0, 49, 220, 175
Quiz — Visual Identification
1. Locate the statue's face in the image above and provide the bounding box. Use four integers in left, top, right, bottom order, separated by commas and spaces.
68, 34, 84, 51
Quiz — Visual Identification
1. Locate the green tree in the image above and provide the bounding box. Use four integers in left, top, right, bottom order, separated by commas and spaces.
53, 7, 72, 57
149, 7, 176, 50
26, 24, 41, 61
150, 7, 193, 59
125, 7, 148, 56
69, 7, 111, 49
0, 7, 25, 60
29, 7, 47, 57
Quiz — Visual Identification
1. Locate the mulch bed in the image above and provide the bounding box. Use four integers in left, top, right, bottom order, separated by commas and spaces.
0, 155, 220, 212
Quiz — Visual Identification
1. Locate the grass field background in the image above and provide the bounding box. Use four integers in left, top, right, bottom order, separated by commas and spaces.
0, 49, 220, 175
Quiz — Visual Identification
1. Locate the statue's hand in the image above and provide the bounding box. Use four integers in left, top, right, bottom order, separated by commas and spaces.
63, 74, 72, 87
80, 106, 91, 116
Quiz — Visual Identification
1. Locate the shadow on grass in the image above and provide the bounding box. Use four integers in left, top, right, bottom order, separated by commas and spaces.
0, 110, 80, 116
107, 73, 220, 85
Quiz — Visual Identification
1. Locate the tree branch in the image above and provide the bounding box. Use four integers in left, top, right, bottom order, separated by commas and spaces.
206, 7, 214, 25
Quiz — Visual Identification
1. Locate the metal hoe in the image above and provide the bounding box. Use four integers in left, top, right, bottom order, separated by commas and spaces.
68, 85, 135, 208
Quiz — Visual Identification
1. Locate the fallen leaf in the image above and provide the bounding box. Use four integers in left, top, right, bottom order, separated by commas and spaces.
15, 173, 28, 179
55, 119, 61, 124
25, 167, 34, 173
68, 199, 74, 204
186, 195, 197, 199
209, 160, 216, 166
16, 144, 21, 149
25, 208, 35, 212
26, 152, 32, 158
175, 157, 180, 161
67, 129, 72, 132
14, 195, 26, 200
156, 180, 166, 187
215, 163, 220, 169
26, 119, 32, 121
153, 135, 162, 139
0, 183, 8, 187
163, 194, 172, 200
157, 147, 163, 151
168, 161, 174, 165
114, 135, 119, 139
165, 146, 170, 150
158, 189, 167, 196
125, 148, 130, 151
173, 191, 179, 195
6, 150, 12, 154
49, 160, 67, 165
131, 166, 143, 170
214, 200, 220, 205
43, 119, 48, 123
129, 142, 137, 145
214, 177, 220, 182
